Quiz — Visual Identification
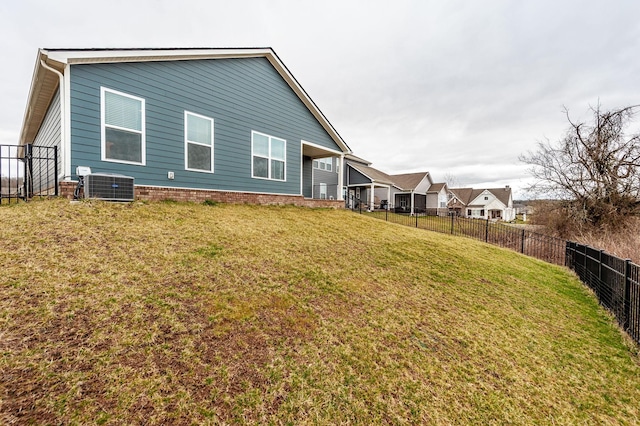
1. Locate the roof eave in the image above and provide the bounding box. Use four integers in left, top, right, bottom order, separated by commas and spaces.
19, 49, 64, 145
19, 48, 352, 154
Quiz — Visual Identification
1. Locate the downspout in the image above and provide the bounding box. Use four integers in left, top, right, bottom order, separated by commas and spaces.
39, 60, 65, 179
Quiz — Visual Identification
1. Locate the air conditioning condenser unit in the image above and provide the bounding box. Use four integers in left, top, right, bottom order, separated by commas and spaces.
84, 173, 135, 201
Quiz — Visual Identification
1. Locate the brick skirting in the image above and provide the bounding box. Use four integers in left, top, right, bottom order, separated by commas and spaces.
59, 181, 343, 209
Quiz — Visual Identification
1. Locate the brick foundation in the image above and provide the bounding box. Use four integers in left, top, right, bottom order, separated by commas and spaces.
59, 181, 343, 209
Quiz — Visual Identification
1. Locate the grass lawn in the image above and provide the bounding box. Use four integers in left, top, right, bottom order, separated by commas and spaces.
1, 199, 639, 424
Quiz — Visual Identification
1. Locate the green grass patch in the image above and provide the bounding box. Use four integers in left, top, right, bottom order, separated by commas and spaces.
1, 198, 638, 424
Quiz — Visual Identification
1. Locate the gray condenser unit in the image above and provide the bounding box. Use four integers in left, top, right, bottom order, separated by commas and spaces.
84, 173, 135, 201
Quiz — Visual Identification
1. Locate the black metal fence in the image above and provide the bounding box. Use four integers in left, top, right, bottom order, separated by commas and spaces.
346, 194, 565, 265
0, 144, 58, 204
566, 242, 640, 344
346, 193, 640, 345
311, 183, 340, 200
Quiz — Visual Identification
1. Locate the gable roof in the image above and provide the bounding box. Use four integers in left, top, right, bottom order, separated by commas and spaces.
344, 153, 372, 166
389, 172, 432, 192
427, 182, 446, 193
20, 47, 352, 155
347, 162, 396, 186
449, 187, 512, 207
484, 187, 512, 206
448, 187, 475, 206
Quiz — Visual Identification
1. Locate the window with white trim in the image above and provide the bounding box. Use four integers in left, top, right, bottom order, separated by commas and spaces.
185, 111, 214, 172
319, 183, 327, 199
101, 87, 145, 164
252, 131, 286, 180
313, 157, 332, 171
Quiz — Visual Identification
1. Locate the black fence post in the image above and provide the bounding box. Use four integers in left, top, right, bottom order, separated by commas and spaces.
598, 250, 603, 285
25, 144, 33, 199
521, 229, 525, 254
385, 207, 388, 222
54, 147, 59, 196
624, 259, 631, 331
415, 214, 418, 228
450, 214, 454, 235
583, 245, 588, 281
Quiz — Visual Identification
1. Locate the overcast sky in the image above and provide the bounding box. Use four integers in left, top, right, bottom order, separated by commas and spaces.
1, 0, 639, 198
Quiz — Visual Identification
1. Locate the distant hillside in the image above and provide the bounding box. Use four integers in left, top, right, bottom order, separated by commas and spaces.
1, 199, 638, 425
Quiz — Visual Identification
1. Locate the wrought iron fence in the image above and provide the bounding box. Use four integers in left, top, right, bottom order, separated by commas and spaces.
311, 183, 340, 200
346, 193, 565, 265
345, 192, 639, 344
0, 145, 25, 203
566, 242, 640, 344
0, 144, 57, 204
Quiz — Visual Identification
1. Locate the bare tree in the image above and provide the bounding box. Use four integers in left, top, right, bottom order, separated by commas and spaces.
442, 173, 463, 188
520, 103, 640, 226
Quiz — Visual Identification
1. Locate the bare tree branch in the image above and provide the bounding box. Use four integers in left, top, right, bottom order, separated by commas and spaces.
520, 104, 640, 226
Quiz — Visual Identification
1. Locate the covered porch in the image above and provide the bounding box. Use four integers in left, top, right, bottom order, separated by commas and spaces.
346, 182, 393, 211
302, 141, 344, 201
393, 192, 427, 215
344, 161, 396, 211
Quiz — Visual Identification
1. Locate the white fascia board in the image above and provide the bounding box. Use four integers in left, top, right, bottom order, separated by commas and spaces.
41, 48, 273, 65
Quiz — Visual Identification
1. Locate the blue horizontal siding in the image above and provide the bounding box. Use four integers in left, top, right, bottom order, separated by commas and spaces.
348, 167, 372, 185
34, 88, 62, 174
69, 57, 342, 194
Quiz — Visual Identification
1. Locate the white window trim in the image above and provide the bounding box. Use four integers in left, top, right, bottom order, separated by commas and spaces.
251, 130, 286, 181
313, 157, 333, 172
100, 87, 146, 165
184, 111, 214, 173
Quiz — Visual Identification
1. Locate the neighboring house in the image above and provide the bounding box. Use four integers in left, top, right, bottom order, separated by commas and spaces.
20, 48, 351, 205
386, 172, 434, 214
448, 186, 515, 221
426, 182, 449, 215
343, 157, 447, 215
344, 158, 397, 210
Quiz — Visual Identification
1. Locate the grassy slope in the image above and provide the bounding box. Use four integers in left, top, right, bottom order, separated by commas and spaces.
1, 199, 638, 425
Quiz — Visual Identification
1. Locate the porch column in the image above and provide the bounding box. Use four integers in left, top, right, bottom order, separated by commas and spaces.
387, 186, 391, 209
370, 183, 375, 211
410, 191, 415, 215
337, 154, 344, 200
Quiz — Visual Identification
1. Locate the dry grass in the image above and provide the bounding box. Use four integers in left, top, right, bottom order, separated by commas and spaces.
568, 216, 640, 264
1, 199, 639, 425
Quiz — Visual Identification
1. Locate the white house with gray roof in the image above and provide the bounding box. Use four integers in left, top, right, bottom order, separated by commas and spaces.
448, 186, 515, 221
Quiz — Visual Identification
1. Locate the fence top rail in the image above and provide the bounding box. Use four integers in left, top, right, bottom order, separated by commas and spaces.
568, 240, 639, 269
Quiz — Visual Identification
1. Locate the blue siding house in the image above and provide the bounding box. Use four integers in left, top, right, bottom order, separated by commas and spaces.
20, 48, 351, 205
